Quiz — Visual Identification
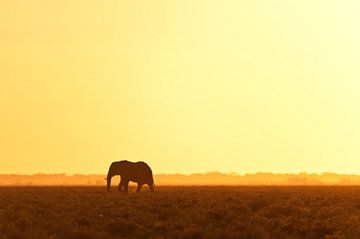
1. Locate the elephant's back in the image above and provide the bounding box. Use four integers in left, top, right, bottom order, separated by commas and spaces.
134, 161, 151, 168
129, 161, 153, 183
134, 161, 153, 174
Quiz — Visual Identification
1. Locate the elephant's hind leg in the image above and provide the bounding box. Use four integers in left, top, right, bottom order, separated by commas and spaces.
148, 183, 155, 192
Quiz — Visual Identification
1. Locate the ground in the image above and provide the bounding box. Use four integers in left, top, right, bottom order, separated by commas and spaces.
1, 186, 360, 239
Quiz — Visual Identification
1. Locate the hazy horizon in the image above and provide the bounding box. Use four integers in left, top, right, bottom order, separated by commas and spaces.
2, 171, 360, 186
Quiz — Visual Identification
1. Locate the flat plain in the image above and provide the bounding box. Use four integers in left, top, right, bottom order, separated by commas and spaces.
1, 186, 360, 239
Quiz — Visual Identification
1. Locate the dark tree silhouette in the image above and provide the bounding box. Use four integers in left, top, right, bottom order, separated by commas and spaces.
106, 160, 155, 193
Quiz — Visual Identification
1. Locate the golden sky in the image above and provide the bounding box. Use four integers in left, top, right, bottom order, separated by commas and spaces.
1, 1, 360, 174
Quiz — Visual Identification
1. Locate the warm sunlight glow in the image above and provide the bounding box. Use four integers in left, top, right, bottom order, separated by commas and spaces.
1, 1, 360, 174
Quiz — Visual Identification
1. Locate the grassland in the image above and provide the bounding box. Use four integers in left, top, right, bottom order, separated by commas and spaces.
1, 186, 360, 239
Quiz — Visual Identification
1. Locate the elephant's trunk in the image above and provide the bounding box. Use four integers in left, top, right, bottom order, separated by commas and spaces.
107, 175, 112, 192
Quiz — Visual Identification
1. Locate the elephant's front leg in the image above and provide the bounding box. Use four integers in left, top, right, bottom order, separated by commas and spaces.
123, 180, 129, 193
118, 178, 124, 192
136, 183, 142, 193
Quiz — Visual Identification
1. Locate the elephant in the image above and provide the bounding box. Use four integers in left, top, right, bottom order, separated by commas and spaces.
106, 160, 155, 193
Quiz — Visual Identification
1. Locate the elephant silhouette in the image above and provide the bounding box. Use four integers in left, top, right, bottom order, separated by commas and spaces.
106, 160, 155, 193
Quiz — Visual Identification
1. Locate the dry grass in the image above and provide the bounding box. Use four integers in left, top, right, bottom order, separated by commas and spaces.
1, 186, 360, 238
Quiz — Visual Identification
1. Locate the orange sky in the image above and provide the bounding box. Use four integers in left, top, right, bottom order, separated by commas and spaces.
1, 1, 360, 174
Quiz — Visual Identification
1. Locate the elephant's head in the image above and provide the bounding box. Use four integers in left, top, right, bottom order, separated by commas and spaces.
106, 161, 126, 192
